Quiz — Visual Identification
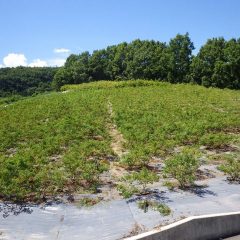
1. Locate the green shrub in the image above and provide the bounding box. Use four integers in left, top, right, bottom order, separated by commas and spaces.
126, 168, 159, 193
218, 155, 240, 181
117, 168, 159, 198
163, 151, 199, 188
163, 181, 176, 190
151, 202, 171, 216
120, 151, 149, 168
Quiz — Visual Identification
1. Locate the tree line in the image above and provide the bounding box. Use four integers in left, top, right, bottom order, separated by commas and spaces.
0, 67, 58, 97
0, 33, 239, 97
53, 33, 240, 90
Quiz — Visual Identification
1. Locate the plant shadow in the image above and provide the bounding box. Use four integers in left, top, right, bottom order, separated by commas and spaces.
127, 189, 172, 204
0, 202, 34, 218
185, 184, 217, 198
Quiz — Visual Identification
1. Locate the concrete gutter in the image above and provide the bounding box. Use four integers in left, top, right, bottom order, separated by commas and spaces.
124, 212, 240, 240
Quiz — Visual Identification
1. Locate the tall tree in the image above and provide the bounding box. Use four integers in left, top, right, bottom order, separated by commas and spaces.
167, 33, 194, 83
188, 37, 240, 89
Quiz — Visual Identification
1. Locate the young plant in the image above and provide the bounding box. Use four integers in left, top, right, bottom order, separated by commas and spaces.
218, 155, 240, 182
163, 151, 199, 188
116, 183, 139, 199
77, 197, 101, 208
117, 168, 159, 198
137, 200, 171, 216
151, 202, 171, 216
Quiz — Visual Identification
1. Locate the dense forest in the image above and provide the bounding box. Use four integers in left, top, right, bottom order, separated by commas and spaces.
53, 33, 240, 90
0, 34, 240, 97
0, 67, 58, 96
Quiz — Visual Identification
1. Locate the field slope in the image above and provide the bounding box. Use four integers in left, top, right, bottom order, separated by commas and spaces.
0, 80, 239, 202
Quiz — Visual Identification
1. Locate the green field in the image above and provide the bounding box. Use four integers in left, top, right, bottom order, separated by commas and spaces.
0, 80, 239, 202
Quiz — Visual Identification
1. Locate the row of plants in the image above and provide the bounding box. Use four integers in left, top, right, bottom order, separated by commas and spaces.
0, 81, 239, 203
60, 79, 163, 91
0, 90, 113, 202
106, 82, 239, 214
108, 83, 240, 168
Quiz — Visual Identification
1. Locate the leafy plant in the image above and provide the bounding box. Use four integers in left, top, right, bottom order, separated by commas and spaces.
137, 200, 171, 216
117, 183, 139, 199
151, 202, 171, 216
117, 168, 159, 198
126, 168, 159, 193
218, 155, 240, 181
163, 151, 199, 188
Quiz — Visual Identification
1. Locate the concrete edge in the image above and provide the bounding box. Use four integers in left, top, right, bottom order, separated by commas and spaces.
124, 211, 240, 240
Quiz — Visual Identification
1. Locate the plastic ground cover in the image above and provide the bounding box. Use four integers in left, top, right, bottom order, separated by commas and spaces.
0, 174, 240, 239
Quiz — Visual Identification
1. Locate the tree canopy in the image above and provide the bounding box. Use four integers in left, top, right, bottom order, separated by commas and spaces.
188, 38, 240, 89
1, 33, 240, 97
0, 67, 58, 97
53, 33, 240, 90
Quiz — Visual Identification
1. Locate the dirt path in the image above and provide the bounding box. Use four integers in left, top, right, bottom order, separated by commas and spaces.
99, 101, 129, 200
107, 101, 128, 158
107, 101, 128, 179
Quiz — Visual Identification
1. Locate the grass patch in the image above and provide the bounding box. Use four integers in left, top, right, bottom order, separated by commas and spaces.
61, 79, 163, 91
0, 95, 25, 106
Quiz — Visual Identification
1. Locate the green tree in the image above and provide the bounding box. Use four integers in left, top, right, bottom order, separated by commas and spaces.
189, 38, 226, 87
167, 33, 194, 83
90, 49, 110, 80
52, 67, 72, 90
0, 67, 57, 96
189, 37, 240, 89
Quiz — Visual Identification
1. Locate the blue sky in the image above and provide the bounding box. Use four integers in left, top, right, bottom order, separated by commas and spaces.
0, 0, 240, 67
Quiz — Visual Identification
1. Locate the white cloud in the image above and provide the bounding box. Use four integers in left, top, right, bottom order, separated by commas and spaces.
48, 58, 66, 67
54, 48, 70, 54
0, 53, 66, 68
3, 53, 27, 67
29, 59, 48, 67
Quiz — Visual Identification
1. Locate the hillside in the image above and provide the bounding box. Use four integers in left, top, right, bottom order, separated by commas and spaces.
0, 80, 239, 202
0, 67, 58, 97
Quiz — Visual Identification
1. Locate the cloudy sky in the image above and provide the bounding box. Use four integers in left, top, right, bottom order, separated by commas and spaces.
1, 0, 240, 68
